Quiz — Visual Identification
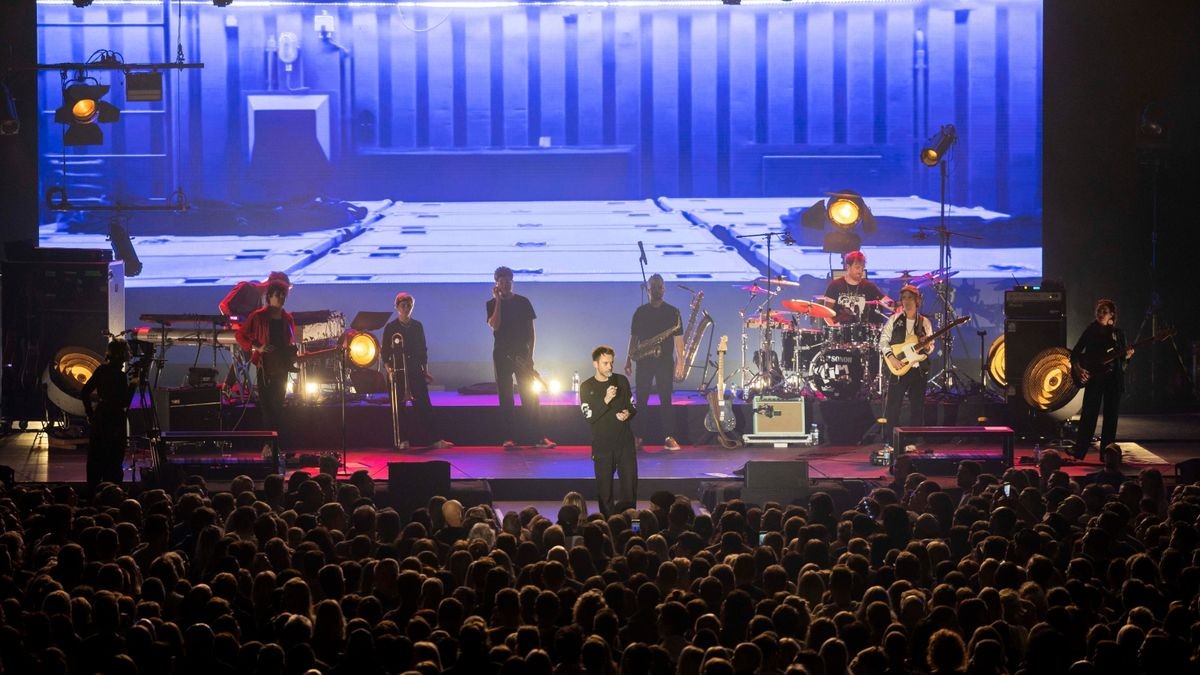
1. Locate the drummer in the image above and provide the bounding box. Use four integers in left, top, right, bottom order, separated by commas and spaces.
821, 251, 890, 325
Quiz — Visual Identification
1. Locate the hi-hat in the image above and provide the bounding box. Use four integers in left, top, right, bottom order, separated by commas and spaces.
734, 284, 777, 296
781, 299, 836, 320
757, 277, 802, 288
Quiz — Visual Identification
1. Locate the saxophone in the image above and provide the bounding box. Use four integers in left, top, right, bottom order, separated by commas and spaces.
677, 291, 712, 382
630, 318, 682, 361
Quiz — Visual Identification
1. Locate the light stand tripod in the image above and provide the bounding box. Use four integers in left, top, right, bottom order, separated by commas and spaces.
919, 155, 982, 398
1133, 130, 1193, 406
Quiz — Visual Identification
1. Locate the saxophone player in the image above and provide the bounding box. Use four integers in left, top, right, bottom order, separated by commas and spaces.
382, 292, 453, 450
625, 274, 684, 452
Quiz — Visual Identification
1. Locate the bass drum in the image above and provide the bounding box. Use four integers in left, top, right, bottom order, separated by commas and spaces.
809, 347, 877, 400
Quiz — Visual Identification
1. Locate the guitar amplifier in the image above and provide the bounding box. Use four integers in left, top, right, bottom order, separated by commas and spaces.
154, 387, 222, 432
1004, 290, 1065, 320
743, 397, 812, 447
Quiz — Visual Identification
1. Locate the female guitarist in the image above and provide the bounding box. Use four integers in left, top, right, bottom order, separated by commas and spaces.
878, 285, 934, 448
1070, 299, 1134, 460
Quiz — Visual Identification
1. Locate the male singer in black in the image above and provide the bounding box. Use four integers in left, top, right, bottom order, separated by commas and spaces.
822, 250, 889, 325
878, 285, 934, 447
624, 274, 685, 451
382, 292, 453, 451
486, 266, 556, 449
581, 345, 638, 515
80, 340, 139, 489
1070, 299, 1134, 460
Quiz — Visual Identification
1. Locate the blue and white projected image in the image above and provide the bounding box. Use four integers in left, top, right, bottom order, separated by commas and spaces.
36, 0, 1042, 386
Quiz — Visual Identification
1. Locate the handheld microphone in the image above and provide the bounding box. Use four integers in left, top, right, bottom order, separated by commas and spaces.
638, 241, 648, 265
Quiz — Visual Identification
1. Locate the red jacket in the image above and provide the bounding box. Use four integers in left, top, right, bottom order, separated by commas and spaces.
235, 306, 295, 365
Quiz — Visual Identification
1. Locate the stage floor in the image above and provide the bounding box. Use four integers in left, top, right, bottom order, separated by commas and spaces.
4, 413, 1195, 501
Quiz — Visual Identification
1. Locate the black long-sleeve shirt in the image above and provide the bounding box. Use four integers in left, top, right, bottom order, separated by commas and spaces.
579, 373, 637, 450
79, 362, 137, 417
381, 318, 428, 371
1071, 321, 1128, 390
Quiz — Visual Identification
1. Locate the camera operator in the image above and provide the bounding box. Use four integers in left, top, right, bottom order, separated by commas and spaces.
80, 340, 140, 490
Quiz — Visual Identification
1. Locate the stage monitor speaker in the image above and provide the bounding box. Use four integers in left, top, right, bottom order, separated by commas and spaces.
388, 461, 452, 515
1, 256, 124, 423
742, 460, 810, 506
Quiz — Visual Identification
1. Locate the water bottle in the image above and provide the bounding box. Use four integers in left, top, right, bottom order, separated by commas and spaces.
810, 424, 820, 446
571, 371, 581, 393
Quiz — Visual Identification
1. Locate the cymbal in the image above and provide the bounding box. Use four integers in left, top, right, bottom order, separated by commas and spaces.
781, 299, 836, 320
734, 284, 777, 296
757, 277, 802, 288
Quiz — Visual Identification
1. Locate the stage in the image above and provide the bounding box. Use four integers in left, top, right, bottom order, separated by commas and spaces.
5, 411, 1194, 505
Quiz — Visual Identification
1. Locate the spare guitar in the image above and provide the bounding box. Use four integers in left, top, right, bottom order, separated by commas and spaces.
1071, 327, 1176, 387
704, 336, 741, 449
886, 316, 971, 376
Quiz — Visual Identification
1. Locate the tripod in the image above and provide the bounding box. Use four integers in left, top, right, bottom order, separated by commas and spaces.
1133, 148, 1193, 406
920, 157, 982, 398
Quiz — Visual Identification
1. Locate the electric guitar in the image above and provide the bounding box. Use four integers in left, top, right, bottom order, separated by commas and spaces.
704, 336, 736, 433
1072, 327, 1175, 387
259, 344, 335, 373
886, 316, 971, 376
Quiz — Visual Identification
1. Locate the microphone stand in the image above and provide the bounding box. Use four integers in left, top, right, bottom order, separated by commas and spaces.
637, 243, 648, 305
734, 230, 794, 392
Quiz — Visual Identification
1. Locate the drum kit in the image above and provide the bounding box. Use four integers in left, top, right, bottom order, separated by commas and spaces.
727, 269, 958, 401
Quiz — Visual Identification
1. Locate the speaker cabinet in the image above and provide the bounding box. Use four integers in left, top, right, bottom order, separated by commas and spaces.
2, 254, 122, 423
154, 387, 222, 432
389, 461, 452, 516
742, 460, 810, 506
1004, 290, 1066, 429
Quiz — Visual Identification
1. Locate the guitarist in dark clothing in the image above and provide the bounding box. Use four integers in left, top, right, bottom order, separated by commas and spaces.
1070, 299, 1134, 460
486, 266, 556, 450
580, 345, 638, 516
235, 280, 295, 440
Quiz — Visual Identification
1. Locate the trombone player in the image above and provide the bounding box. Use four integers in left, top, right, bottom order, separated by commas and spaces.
382, 292, 453, 451
625, 274, 685, 451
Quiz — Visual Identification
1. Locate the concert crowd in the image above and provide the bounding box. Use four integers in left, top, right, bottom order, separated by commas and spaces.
0, 452, 1197, 675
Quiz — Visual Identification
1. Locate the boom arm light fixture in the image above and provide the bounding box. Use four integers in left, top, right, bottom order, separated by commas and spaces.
920, 124, 957, 167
